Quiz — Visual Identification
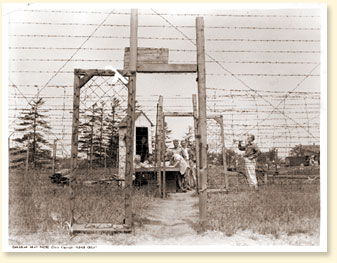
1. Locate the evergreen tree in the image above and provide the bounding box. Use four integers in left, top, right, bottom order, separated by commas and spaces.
13, 97, 52, 169
78, 103, 100, 169
104, 98, 121, 168
79, 98, 122, 169
183, 125, 194, 146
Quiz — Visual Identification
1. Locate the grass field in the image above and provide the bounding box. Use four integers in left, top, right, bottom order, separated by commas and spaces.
8, 169, 155, 244
8, 165, 320, 246
207, 166, 320, 240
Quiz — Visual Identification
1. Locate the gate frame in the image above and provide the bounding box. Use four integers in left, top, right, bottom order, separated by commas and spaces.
155, 96, 200, 198
69, 9, 209, 233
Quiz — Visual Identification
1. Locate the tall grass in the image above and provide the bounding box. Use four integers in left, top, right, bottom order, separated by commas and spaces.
8, 169, 155, 241
207, 184, 320, 237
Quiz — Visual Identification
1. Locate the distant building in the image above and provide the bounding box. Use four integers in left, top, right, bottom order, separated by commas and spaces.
285, 144, 320, 167
300, 144, 320, 157
118, 111, 154, 178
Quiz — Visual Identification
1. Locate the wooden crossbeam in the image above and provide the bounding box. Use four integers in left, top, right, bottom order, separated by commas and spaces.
207, 114, 222, 121
164, 111, 194, 117
135, 167, 180, 173
71, 223, 131, 234
74, 69, 117, 76
74, 69, 118, 89
136, 63, 197, 73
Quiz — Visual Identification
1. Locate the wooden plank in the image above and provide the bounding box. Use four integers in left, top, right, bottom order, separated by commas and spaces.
74, 69, 118, 89
74, 69, 117, 76
52, 139, 57, 174
135, 166, 180, 173
164, 111, 194, 117
25, 140, 29, 178
196, 17, 208, 231
124, 8, 138, 228
136, 63, 197, 73
8, 137, 10, 170
208, 189, 229, 193
192, 94, 200, 194
71, 223, 131, 234
156, 96, 163, 197
207, 114, 221, 120
124, 47, 169, 70
70, 74, 81, 226
219, 116, 229, 192
162, 114, 166, 198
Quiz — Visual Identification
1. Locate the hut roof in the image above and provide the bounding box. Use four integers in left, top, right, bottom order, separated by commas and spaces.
118, 111, 154, 128
301, 144, 320, 154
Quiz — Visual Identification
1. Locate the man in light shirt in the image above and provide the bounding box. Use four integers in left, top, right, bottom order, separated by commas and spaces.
171, 153, 188, 193
238, 134, 261, 191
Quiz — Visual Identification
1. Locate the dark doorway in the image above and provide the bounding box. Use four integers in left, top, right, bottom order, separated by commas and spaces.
136, 127, 149, 162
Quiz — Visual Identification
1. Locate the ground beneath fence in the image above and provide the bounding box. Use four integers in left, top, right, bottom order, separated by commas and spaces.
132, 191, 200, 245
9, 189, 319, 247
129, 191, 319, 246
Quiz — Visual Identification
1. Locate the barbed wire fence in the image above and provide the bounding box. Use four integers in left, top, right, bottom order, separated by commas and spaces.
7, 7, 320, 188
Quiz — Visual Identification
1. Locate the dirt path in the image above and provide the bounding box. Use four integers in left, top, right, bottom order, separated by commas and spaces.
133, 191, 199, 245
128, 190, 319, 246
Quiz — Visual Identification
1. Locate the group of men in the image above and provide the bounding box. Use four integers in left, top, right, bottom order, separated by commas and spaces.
167, 139, 197, 193
133, 134, 261, 192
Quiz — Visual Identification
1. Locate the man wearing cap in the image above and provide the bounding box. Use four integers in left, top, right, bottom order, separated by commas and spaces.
238, 134, 261, 191
171, 139, 183, 155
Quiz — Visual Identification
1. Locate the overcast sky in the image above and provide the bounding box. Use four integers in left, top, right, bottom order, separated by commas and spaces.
3, 3, 324, 157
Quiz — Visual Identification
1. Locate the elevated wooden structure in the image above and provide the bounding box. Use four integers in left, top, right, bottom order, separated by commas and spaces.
69, 9, 211, 234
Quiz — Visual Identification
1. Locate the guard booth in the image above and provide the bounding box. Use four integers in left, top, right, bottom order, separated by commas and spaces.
118, 111, 154, 179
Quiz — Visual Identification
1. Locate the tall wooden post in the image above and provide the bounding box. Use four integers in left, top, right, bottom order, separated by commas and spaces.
219, 116, 229, 192
8, 137, 10, 171
156, 96, 163, 197
52, 139, 57, 174
192, 94, 200, 193
196, 17, 208, 230
124, 8, 138, 227
90, 142, 94, 170
90, 104, 95, 170
25, 139, 30, 179
70, 73, 81, 226
104, 147, 107, 172
162, 116, 166, 198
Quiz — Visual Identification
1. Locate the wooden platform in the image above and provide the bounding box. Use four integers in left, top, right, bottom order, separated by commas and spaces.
135, 166, 179, 193
71, 223, 132, 234
135, 166, 180, 172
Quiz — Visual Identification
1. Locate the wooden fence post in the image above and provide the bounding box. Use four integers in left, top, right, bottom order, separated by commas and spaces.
8, 137, 10, 171
104, 147, 107, 172
196, 17, 208, 230
156, 96, 164, 197
52, 139, 57, 174
25, 139, 30, 179
162, 115, 166, 198
70, 72, 81, 227
192, 94, 200, 193
219, 116, 229, 192
124, 8, 138, 227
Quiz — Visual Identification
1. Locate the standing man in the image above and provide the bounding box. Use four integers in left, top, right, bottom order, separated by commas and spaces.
171, 139, 183, 155
180, 140, 192, 190
171, 153, 188, 192
180, 140, 189, 160
238, 134, 261, 191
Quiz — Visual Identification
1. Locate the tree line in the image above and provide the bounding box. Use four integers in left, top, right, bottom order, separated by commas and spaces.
10, 95, 123, 170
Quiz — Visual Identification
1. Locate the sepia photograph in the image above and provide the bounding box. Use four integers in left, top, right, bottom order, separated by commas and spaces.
2, 2, 327, 252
